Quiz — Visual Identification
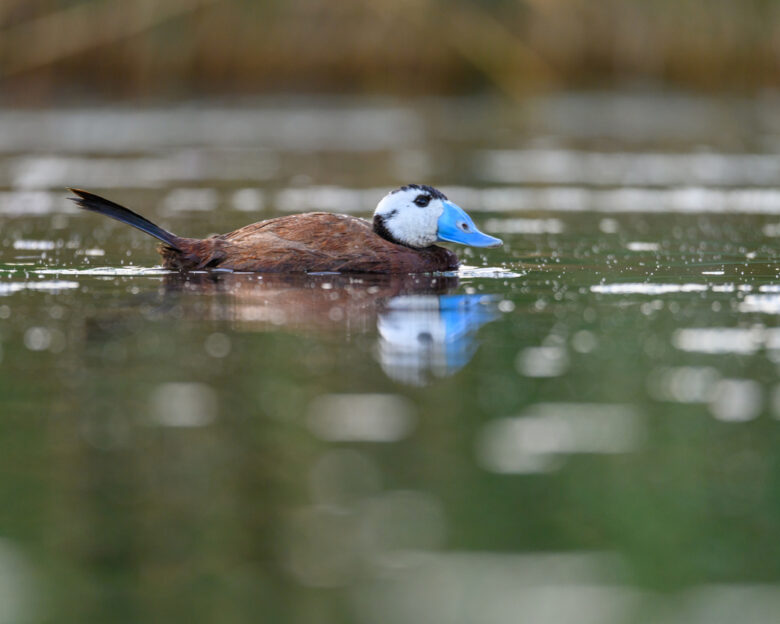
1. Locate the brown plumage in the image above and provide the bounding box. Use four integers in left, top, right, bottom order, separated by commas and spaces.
68, 189, 459, 274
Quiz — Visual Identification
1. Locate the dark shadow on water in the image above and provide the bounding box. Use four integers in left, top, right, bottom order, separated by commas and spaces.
163, 272, 500, 385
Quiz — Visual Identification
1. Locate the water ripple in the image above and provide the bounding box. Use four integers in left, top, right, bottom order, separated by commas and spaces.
0, 280, 79, 295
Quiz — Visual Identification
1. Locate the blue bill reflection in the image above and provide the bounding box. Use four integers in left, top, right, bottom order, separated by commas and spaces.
377, 294, 499, 385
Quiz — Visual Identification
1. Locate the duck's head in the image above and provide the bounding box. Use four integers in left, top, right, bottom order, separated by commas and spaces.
373, 185, 502, 249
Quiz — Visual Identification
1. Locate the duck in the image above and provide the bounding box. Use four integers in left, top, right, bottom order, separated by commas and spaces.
67, 184, 502, 273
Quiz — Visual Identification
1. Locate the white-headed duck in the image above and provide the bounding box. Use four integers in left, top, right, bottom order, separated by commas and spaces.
68, 184, 502, 273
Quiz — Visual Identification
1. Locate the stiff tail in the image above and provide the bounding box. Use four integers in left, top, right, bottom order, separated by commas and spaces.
67, 188, 181, 251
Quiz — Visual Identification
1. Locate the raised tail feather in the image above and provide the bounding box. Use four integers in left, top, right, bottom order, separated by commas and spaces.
67, 188, 182, 251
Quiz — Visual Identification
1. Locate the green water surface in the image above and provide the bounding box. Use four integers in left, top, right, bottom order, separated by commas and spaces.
1, 95, 780, 623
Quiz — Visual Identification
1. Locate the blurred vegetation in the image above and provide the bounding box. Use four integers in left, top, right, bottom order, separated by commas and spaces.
1, 0, 780, 103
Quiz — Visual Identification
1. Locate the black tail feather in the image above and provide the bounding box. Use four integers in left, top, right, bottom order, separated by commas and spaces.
67, 188, 181, 251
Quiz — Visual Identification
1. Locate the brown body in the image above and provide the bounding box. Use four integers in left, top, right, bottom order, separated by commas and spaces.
161, 212, 459, 273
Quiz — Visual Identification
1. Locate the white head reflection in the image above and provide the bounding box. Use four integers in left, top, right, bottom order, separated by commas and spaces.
376, 294, 499, 386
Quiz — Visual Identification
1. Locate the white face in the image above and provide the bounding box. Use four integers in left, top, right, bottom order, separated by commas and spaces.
373, 186, 446, 248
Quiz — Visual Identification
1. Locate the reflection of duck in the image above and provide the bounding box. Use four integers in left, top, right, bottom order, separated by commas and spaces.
164, 273, 499, 384
69, 185, 501, 273
377, 294, 499, 385
164, 272, 457, 331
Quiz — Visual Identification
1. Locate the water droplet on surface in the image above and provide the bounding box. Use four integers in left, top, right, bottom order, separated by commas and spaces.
306, 394, 415, 442
149, 382, 218, 427
571, 330, 597, 353
477, 403, 643, 474
515, 346, 569, 378
204, 332, 231, 358
24, 327, 51, 351
708, 379, 763, 422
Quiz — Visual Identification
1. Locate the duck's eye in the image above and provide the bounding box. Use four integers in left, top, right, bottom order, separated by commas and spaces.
413, 194, 431, 207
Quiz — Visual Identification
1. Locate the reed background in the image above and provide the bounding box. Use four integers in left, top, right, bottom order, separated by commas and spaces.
2, 0, 780, 104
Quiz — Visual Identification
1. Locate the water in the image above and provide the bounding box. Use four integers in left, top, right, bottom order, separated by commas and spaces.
2, 93, 780, 623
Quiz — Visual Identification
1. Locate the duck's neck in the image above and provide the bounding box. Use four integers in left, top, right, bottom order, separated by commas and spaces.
373, 213, 402, 246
